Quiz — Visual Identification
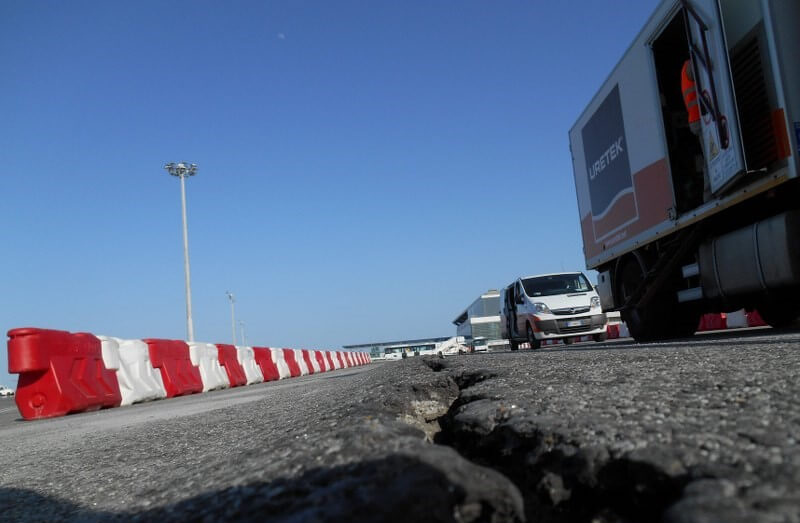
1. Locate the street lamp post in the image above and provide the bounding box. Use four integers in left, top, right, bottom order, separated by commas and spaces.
164, 162, 198, 342
226, 291, 237, 346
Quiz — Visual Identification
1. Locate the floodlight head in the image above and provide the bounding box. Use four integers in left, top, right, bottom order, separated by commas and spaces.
164, 162, 198, 178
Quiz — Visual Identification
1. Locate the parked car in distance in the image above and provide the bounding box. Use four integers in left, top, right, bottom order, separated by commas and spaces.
500, 272, 608, 350
0, 386, 15, 397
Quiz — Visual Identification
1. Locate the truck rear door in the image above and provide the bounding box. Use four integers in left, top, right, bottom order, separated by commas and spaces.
683, 0, 746, 194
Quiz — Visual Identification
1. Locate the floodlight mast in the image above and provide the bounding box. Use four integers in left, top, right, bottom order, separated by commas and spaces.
226, 291, 237, 346
164, 162, 197, 342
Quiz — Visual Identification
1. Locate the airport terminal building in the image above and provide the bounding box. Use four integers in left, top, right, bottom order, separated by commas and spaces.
343, 337, 453, 360
452, 289, 506, 350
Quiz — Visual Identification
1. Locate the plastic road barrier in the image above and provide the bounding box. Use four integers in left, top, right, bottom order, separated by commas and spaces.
698, 313, 727, 331
144, 339, 203, 398
747, 310, 767, 327
188, 342, 229, 392
337, 352, 347, 368
282, 349, 302, 378
293, 349, 310, 376
300, 349, 316, 375
322, 351, 333, 370
308, 350, 322, 373
331, 351, 342, 370
216, 344, 247, 387
253, 347, 280, 381
8, 328, 122, 420
271, 348, 292, 379
237, 346, 264, 385
99, 337, 166, 406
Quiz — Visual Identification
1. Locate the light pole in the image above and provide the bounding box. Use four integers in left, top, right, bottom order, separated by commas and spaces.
164, 162, 197, 342
239, 320, 246, 346
226, 291, 236, 346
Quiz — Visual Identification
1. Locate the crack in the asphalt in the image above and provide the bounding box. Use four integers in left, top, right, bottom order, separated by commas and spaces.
420, 358, 690, 523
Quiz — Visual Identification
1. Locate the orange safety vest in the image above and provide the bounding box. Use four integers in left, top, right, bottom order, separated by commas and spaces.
681, 60, 700, 124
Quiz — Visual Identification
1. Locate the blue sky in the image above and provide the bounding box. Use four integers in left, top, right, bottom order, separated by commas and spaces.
1, 0, 659, 386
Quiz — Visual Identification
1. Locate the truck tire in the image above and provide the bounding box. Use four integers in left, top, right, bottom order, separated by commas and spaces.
757, 298, 800, 328
593, 332, 608, 342
509, 340, 519, 351
526, 324, 541, 350
619, 258, 700, 341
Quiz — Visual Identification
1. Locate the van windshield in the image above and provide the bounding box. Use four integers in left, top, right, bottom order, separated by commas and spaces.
521, 273, 593, 297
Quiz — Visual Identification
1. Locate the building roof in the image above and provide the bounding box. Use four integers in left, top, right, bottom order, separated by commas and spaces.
343, 336, 451, 349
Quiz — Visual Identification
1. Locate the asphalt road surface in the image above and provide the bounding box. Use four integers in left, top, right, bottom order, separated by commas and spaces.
1, 329, 798, 522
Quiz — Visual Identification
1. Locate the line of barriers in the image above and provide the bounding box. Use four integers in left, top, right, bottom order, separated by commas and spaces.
6, 327, 371, 420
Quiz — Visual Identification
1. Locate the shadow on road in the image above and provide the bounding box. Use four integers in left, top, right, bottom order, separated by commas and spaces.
1, 454, 521, 522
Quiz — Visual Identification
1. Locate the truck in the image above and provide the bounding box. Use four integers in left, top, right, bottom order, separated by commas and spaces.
569, 0, 800, 341
500, 272, 608, 349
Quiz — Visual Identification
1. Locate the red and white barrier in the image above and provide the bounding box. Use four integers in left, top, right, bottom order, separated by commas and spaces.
237, 346, 264, 385
188, 342, 229, 392
271, 348, 292, 379
99, 337, 167, 406
7, 327, 372, 421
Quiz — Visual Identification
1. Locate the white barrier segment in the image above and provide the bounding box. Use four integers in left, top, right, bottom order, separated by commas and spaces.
727, 309, 748, 328
271, 348, 292, 379
237, 346, 264, 385
619, 323, 630, 338
189, 342, 229, 392
332, 351, 342, 369
99, 336, 166, 406
343, 351, 352, 368
309, 350, 322, 373
294, 349, 310, 375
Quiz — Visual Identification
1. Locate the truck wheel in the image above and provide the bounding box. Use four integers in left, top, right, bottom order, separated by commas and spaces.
563, 337, 574, 345
757, 299, 800, 328
509, 340, 519, 351
619, 258, 699, 341
619, 258, 669, 341
593, 332, 608, 342
526, 324, 541, 350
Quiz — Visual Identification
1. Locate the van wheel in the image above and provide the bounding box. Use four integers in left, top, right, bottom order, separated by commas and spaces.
593, 332, 608, 342
509, 340, 519, 351
563, 337, 574, 345
526, 324, 541, 350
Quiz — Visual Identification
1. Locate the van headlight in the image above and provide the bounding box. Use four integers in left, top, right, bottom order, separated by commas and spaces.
532, 302, 552, 314
590, 296, 601, 309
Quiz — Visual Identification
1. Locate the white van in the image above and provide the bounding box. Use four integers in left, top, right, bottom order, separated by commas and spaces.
500, 272, 607, 350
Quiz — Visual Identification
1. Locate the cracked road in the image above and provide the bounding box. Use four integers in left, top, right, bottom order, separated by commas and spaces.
1, 329, 798, 522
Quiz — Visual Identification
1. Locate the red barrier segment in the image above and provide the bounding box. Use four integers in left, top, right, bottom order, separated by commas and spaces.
325, 351, 336, 369
345, 352, 354, 367
282, 349, 301, 377
253, 347, 279, 381
8, 328, 122, 420
301, 350, 315, 374
336, 351, 346, 368
314, 350, 327, 372
698, 313, 727, 332
216, 344, 247, 387
607, 324, 620, 339
747, 310, 768, 327
144, 339, 202, 398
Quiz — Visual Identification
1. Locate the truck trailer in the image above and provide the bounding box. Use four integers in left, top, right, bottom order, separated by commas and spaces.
569, 0, 800, 341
